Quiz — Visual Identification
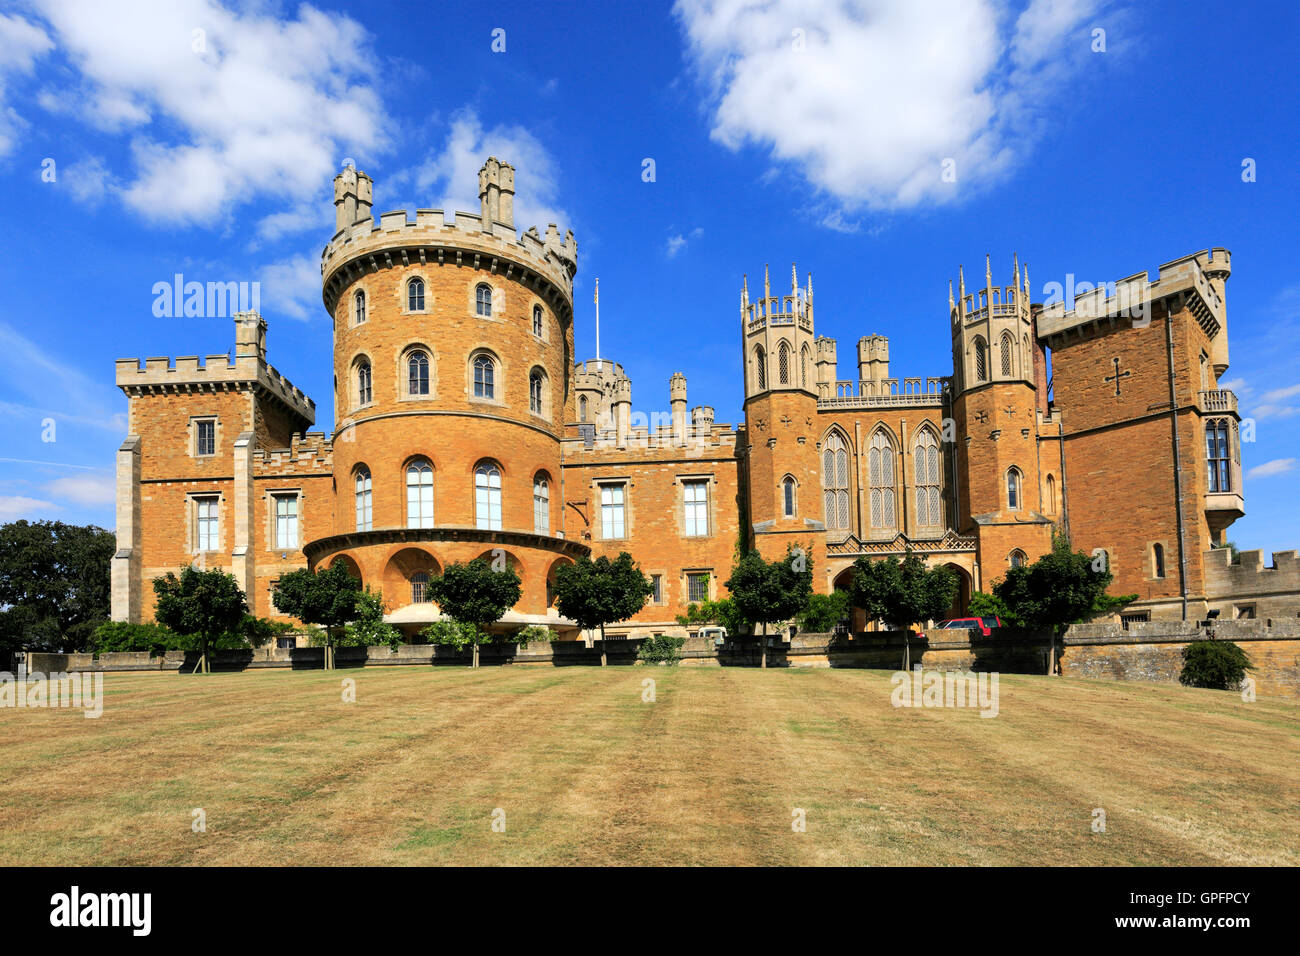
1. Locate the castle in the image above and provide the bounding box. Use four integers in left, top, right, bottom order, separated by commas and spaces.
110, 157, 1295, 639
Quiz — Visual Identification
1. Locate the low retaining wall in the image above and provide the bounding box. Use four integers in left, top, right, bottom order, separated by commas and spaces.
24, 621, 1300, 698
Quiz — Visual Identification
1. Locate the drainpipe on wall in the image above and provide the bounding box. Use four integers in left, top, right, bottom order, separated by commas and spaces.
1165, 301, 1190, 620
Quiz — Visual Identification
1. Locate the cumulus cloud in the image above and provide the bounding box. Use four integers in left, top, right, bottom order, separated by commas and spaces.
673, 0, 1105, 213
0, 495, 61, 521
258, 254, 321, 322
666, 227, 704, 258
1246, 458, 1296, 480
46, 473, 115, 506
28, 0, 389, 229
414, 110, 569, 233
0, 12, 54, 156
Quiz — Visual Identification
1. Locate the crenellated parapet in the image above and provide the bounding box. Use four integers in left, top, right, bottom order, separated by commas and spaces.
253, 431, 334, 477
320, 162, 578, 321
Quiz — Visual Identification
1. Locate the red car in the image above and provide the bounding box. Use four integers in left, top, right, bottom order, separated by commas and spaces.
937, 616, 1002, 637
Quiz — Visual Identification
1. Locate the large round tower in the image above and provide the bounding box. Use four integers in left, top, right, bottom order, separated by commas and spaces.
303, 158, 589, 632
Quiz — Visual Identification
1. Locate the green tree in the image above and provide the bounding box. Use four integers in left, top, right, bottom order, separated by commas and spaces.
850, 550, 957, 632
675, 597, 745, 637
967, 590, 1021, 628
1179, 640, 1253, 690
426, 558, 522, 668
553, 553, 654, 666
993, 531, 1136, 674
89, 621, 186, 655
725, 547, 813, 669
152, 566, 248, 674
797, 590, 850, 633
344, 588, 403, 649
0, 520, 115, 654
272, 562, 365, 669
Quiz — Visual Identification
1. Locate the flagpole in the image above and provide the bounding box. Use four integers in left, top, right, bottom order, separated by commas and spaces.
594, 277, 600, 362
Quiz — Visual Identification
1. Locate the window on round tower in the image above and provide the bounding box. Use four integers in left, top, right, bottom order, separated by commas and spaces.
778, 341, 791, 385
473, 354, 496, 400
408, 277, 425, 312
755, 345, 767, 390
529, 369, 545, 415
532, 305, 543, 337
356, 360, 372, 407
476, 283, 493, 317
354, 290, 366, 325
408, 350, 430, 396
1000, 332, 1014, 377
974, 336, 988, 382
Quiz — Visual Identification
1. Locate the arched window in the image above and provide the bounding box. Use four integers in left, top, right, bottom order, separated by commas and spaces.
1206, 419, 1231, 492
407, 350, 429, 395
913, 427, 941, 528
1045, 474, 1056, 514
1007, 467, 1022, 510
533, 475, 550, 534
579, 395, 588, 422
1153, 543, 1166, 579
475, 283, 493, 317
778, 341, 791, 385
529, 369, 544, 415
354, 467, 372, 531
406, 459, 433, 528
868, 429, 897, 532
800, 345, 810, 389
354, 290, 366, 324
1000, 332, 1014, 377
822, 431, 850, 531
473, 353, 495, 399
356, 360, 372, 406
407, 277, 425, 312
532, 305, 543, 337
782, 476, 796, 518
974, 336, 988, 382
474, 462, 502, 530
755, 346, 767, 390
410, 571, 430, 604
1009, 549, 1027, 568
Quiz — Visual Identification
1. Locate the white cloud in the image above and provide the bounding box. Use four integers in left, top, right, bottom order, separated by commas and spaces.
1217, 377, 1248, 394
1246, 458, 1296, 480
62, 155, 112, 204
1248, 403, 1300, 421
0, 495, 61, 521
666, 227, 704, 258
258, 254, 321, 322
28, 0, 389, 228
1259, 383, 1300, 404
0, 12, 54, 156
414, 110, 568, 233
673, 0, 1104, 213
46, 473, 114, 506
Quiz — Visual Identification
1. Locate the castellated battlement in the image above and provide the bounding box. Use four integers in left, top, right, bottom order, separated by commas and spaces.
1205, 546, 1300, 621
1037, 247, 1230, 341
321, 159, 577, 316
253, 431, 334, 476
115, 313, 314, 425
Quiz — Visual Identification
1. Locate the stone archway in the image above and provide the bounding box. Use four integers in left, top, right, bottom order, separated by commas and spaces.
382, 548, 441, 608
831, 566, 867, 633
940, 562, 973, 620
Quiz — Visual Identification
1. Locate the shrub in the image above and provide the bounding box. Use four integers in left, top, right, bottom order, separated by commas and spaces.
1179, 640, 1253, 690
515, 625, 555, 648
88, 621, 186, 655
638, 635, 686, 666
345, 589, 402, 649
419, 620, 479, 651
797, 591, 849, 633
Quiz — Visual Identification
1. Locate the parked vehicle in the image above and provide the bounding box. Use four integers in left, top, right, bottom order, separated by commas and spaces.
936, 616, 1002, 637
697, 625, 728, 646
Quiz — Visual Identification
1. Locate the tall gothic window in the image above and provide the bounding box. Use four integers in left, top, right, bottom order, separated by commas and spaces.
1045, 474, 1056, 514
1000, 332, 1013, 377
406, 459, 434, 528
754, 346, 767, 390
1009, 549, 1027, 568
356, 360, 372, 406
800, 345, 810, 389
1007, 467, 1022, 510
354, 289, 366, 324
354, 467, 372, 532
532, 305, 543, 337
579, 395, 588, 422
533, 476, 550, 535
407, 277, 425, 311
1153, 543, 1166, 579
475, 462, 502, 530
476, 283, 493, 316
529, 369, 544, 414
822, 431, 850, 531
1206, 419, 1231, 492
408, 350, 429, 395
868, 429, 897, 532
782, 476, 797, 518
473, 353, 495, 399
913, 427, 941, 529
973, 336, 988, 382
778, 341, 791, 385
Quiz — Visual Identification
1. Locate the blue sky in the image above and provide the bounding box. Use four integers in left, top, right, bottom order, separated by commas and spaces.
0, 0, 1296, 553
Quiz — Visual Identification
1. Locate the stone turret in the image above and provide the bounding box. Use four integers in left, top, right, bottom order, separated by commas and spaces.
478, 156, 515, 231
333, 165, 373, 233
670, 372, 688, 443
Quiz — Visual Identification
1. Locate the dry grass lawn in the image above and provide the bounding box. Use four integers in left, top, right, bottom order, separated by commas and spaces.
0, 665, 1295, 865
